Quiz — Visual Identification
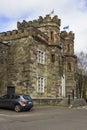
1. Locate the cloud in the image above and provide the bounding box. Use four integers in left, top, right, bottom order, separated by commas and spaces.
0, 0, 87, 52
78, 0, 87, 11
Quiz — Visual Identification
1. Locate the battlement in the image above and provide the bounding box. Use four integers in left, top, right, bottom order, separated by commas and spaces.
0, 29, 27, 36
60, 31, 74, 40
0, 26, 48, 44
17, 14, 61, 29
0, 14, 61, 41
0, 28, 29, 40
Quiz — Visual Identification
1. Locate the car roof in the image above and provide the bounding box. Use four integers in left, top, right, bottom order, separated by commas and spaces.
13, 94, 31, 96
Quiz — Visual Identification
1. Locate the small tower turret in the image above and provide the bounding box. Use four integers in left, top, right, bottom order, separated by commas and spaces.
60, 31, 74, 55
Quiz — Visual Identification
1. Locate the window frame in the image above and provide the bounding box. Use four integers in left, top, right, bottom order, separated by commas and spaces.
37, 76, 45, 93
37, 49, 45, 64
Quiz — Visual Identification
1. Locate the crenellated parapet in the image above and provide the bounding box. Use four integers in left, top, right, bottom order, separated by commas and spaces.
0, 14, 61, 41
17, 15, 61, 29
0, 26, 49, 44
60, 31, 74, 40
0, 29, 29, 40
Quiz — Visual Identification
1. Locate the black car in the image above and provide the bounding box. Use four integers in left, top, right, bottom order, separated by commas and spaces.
0, 94, 33, 112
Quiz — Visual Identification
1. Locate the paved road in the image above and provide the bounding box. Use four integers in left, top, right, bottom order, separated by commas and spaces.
0, 106, 87, 130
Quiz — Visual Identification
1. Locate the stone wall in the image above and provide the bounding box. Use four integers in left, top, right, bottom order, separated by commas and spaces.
0, 41, 9, 94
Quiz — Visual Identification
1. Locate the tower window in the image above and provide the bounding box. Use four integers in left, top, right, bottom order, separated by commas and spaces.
50, 31, 54, 41
68, 63, 71, 71
67, 44, 70, 52
51, 54, 55, 62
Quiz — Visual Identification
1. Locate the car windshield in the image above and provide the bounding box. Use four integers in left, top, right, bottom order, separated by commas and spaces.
23, 95, 31, 100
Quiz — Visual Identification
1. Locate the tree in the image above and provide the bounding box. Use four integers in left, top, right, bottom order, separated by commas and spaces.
77, 52, 87, 75
76, 52, 87, 99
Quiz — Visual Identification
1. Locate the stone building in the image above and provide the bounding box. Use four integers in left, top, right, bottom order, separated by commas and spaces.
0, 14, 77, 98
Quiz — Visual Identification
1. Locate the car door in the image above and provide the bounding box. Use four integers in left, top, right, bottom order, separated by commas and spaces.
0, 96, 4, 107
8, 95, 16, 109
4, 95, 15, 109
0, 95, 9, 108
0, 95, 15, 109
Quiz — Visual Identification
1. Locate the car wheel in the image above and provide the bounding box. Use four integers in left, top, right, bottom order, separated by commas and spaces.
14, 105, 21, 112
28, 108, 32, 111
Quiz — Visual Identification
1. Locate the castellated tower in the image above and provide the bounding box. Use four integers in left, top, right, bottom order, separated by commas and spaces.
17, 14, 61, 45
60, 31, 77, 96
0, 14, 77, 99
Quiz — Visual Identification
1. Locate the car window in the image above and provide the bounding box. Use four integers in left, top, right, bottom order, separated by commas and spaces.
1, 95, 10, 99
23, 95, 31, 100
15, 95, 20, 99
10, 95, 15, 99
0, 95, 6, 99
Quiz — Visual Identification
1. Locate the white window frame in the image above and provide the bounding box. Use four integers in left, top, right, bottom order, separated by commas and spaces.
37, 49, 45, 64
37, 76, 45, 93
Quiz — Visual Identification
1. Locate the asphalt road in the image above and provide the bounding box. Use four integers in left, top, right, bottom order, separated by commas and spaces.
0, 106, 87, 130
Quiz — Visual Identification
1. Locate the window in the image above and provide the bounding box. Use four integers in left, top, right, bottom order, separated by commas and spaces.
37, 76, 45, 93
67, 44, 70, 52
50, 31, 54, 41
51, 54, 55, 62
68, 63, 71, 71
37, 50, 45, 64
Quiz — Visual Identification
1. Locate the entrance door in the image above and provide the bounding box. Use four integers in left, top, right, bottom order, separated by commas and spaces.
61, 74, 66, 97
7, 86, 15, 95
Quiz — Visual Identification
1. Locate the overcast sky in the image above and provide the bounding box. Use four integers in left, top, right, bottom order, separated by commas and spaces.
0, 0, 87, 53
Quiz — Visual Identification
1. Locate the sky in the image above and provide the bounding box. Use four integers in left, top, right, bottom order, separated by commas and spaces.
0, 0, 87, 53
